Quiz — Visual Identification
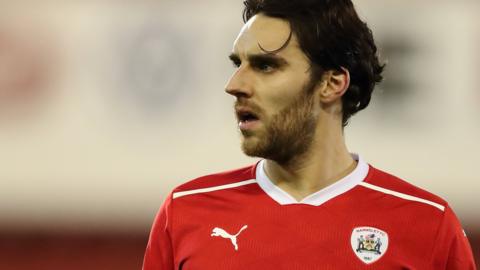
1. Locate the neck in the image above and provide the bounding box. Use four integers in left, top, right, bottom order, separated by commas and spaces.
263, 118, 356, 202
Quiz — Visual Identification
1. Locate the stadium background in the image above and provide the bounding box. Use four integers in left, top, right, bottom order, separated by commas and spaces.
0, 0, 478, 268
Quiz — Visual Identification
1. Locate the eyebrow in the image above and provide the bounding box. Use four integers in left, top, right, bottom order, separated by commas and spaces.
228, 53, 289, 66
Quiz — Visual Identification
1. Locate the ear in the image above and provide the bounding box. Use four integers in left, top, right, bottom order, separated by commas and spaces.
318, 67, 350, 103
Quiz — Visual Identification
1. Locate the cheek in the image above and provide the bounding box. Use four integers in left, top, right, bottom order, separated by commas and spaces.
260, 78, 308, 114
264, 84, 304, 119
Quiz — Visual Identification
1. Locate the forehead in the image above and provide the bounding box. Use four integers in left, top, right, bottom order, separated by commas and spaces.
233, 14, 304, 58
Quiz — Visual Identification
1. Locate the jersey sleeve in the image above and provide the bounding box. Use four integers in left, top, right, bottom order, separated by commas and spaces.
142, 193, 175, 270
431, 205, 477, 270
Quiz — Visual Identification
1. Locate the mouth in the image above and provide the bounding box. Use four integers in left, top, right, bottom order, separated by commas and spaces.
236, 108, 261, 131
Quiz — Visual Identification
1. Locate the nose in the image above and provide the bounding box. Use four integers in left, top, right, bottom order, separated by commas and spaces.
225, 67, 253, 98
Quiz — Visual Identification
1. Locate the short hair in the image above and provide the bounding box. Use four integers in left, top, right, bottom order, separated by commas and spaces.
243, 0, 385, 127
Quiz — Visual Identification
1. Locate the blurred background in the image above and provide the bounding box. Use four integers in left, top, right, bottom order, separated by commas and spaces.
0, 0, 478, 269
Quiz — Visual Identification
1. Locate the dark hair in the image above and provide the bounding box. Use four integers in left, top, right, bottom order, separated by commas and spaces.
243, 0, 385, 127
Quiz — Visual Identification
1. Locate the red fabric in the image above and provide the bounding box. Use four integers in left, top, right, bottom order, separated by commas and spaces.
143, 164, 477, 269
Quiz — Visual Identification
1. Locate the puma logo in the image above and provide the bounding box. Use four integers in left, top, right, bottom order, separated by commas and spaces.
211, 225, 248, 251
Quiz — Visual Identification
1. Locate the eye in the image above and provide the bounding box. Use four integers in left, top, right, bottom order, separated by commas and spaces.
228, 55, 242, 68
258, 63, 274, 72
232, 60, 241, 68
254, 62, 276, 73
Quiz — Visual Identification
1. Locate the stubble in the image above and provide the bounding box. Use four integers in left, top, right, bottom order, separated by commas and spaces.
241, 81, 318, 165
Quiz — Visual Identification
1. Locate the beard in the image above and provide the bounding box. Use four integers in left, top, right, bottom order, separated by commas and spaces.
240, 81, 318, 165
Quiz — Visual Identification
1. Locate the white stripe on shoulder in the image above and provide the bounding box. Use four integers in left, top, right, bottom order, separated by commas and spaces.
172, 179, 257, 199
359, 182, 445, 211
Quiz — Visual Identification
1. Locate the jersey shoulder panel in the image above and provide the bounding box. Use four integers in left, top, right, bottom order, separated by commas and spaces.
363, 165, 448, 211
171, 163, 258, 196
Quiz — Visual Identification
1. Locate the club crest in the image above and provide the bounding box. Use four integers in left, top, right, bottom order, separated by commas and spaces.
351, 226, 388, 264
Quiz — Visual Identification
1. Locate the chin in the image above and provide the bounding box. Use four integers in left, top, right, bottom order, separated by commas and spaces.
241, 136, 264, 158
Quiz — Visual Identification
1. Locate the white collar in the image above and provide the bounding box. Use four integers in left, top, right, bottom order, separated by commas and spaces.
255, 154, 369, 206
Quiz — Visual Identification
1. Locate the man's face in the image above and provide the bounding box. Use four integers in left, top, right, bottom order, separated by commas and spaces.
225, 14, 320, 164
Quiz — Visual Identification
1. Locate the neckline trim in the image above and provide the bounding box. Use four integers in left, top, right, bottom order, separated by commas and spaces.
255, 154, 369, 206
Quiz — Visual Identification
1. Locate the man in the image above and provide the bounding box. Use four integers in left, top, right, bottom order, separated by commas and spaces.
143, 0, 476, 269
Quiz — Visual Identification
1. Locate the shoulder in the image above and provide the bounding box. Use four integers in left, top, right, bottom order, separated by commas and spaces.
171, 163, 258, 199
360, 165, 448, 212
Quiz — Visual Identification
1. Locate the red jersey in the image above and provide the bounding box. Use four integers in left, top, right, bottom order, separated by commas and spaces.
143, 156, 476, 269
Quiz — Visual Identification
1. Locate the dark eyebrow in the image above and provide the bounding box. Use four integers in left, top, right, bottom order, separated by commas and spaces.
248, 54, 288, 66
229, 53, 240, 63
228, 53, 288, 66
